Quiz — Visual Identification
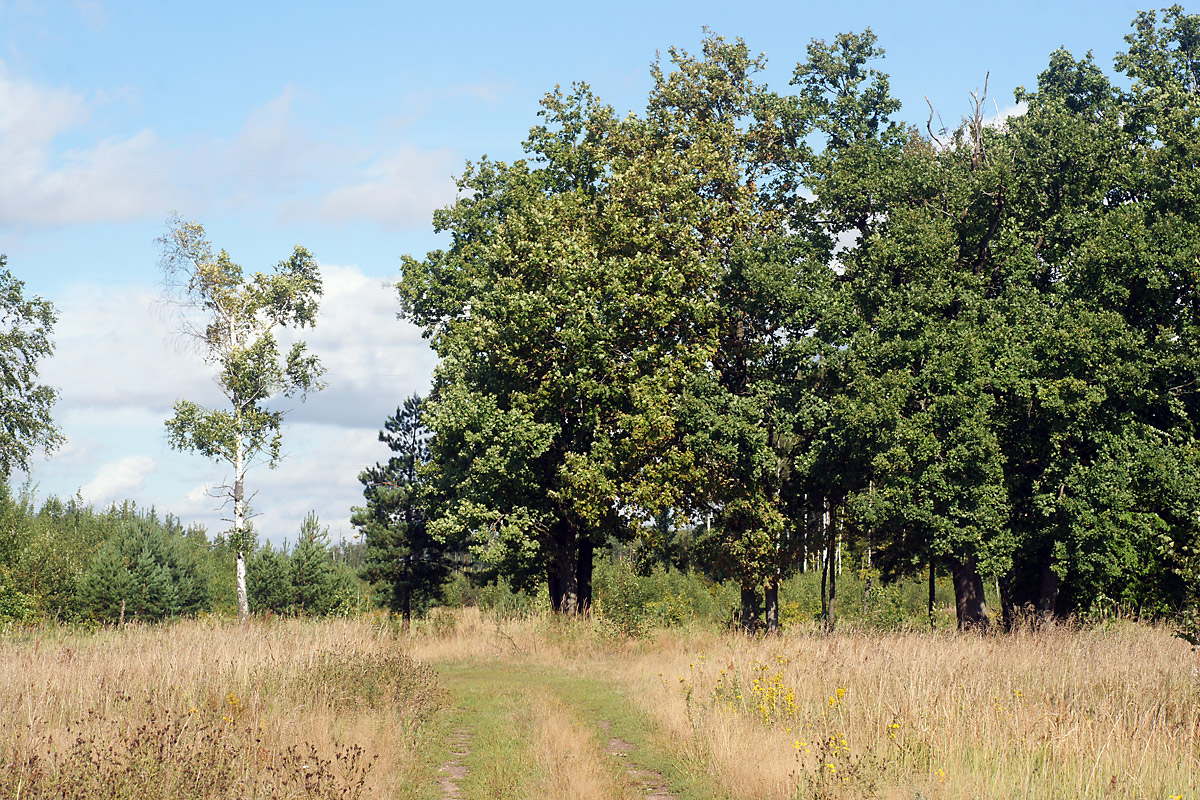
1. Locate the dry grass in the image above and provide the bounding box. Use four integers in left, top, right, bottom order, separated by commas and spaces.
413, 610, 1199, 799
0, 616, 440, 799
528, 691, 627, 800
623, 622, 1200, 800
2, 611, 1195, 799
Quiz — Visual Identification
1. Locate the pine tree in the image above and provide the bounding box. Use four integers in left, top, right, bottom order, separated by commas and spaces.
352, 395, 450, 627
290, 512, 332, 615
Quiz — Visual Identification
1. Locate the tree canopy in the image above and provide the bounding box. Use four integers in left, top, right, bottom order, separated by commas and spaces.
0, 258, 62, 479
399, 9, 1200, 632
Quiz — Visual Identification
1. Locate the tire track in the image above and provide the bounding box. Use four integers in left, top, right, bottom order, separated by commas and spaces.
437, 727, 472, 799
598, 720, 678, 799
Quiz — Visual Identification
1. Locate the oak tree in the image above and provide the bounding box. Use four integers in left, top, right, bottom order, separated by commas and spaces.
0, 259, 63, 479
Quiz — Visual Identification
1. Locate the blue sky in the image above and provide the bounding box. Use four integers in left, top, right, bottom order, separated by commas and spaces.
0, 0, 1156, 545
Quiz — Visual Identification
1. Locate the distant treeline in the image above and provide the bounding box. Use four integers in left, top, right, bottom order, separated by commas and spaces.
0, 484, 367, 624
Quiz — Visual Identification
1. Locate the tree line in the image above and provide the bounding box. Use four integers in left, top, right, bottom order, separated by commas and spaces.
391, 8, 1200, 632
0, 482, 366, 623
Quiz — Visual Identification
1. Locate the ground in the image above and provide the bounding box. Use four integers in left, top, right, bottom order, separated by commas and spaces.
1, 610, 1197, 799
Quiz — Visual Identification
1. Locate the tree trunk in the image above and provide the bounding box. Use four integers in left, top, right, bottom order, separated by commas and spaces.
825, 501, 837, 633
401, 587, 412, 634
928, 558, 936, 630
949, 555, 990, 631
739, 584, 760, 632
764, 581, 779, 635
576, 538, 594, 614
820, 534, 829, 627
1036, 563, 1060, 626
547, 521, 588, 615
234, 437, 250, 624
801, 498, 807, 574
235, 551, 248, 623
998, 572, 1015, 632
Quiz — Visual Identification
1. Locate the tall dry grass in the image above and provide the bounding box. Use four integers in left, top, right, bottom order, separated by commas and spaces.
412, 609, 1199, 799
527, 691, 628, 800
624, 622, 1199, 799
3, 610, 1195, 799
0, 616, 440, 799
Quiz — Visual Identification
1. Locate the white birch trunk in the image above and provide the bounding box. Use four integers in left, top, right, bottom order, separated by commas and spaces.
234, 430, 249, 623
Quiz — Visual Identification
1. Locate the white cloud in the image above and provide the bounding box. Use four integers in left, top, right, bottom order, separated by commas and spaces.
45, 263, 435, 428
79, 454, 156, 504
291, 145, 460, 230
0, 63, 174, 226
987, 102, 1028, 128
42, 283, 219, 414
0, 66, 461, 230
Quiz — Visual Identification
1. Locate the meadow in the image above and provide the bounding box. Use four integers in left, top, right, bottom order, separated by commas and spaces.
1, 609, 1196, 800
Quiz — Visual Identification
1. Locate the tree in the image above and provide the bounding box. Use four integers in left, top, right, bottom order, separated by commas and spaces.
398, 83, 711, 614
291, 511, 332, 614
247, 543, 292, 614
158, 216, 325, 623
0, 258, 63, 478
351, 395, 451, 628
632, 34, 830, 633
77, 520, 211, 623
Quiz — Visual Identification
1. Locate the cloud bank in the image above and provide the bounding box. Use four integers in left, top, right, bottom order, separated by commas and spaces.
0, 67, 459, 230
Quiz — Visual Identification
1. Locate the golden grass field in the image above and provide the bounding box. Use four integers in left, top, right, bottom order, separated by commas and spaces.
2, 611, 1197, 799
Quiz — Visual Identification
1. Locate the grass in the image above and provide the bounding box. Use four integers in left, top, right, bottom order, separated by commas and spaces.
407, 607, 1199, 800
1, 609, 1196, 799
0, 616, 443, 799
623, 622, 1199, 799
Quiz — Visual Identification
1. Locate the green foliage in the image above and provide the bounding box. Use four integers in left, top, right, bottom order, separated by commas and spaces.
351, 395, 451, 618
397, 14, 1200, 633
291, 512, 333, 615
0, 258, 63, 478
159, 221, 325, 472
246, 543, 292, 614
0, 484, 217, 622
244, 514, 367, 618
0, 570, 34, 622
442, 573, 543, 620
76, 520, 212, 623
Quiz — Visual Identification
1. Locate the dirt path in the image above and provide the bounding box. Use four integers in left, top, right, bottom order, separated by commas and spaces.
599, 720, 679, 800
436, 727, 472, 799
430, 663, 691, 800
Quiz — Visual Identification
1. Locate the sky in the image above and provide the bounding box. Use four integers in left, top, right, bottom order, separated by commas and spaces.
1, 0, 1156, 547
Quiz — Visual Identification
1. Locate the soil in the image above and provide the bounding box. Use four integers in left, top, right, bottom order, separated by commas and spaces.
598, 720, 679, 799
437, 727, 472, 799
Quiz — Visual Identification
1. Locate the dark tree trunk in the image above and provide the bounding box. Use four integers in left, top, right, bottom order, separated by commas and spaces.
949, 555, 990, 631
998, 572, 1015, 632
547, 520, 590, 615
739, 584, 760, 632
1036, 563, 1060, 626
928, 558, 936, 630
401, 587, 412, 634
576, 538, 594, 615
764, 581, 779, 635
547, 561, 565, 613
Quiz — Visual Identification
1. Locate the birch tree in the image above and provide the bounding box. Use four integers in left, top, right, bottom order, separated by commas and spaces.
159, 216, 325, 622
